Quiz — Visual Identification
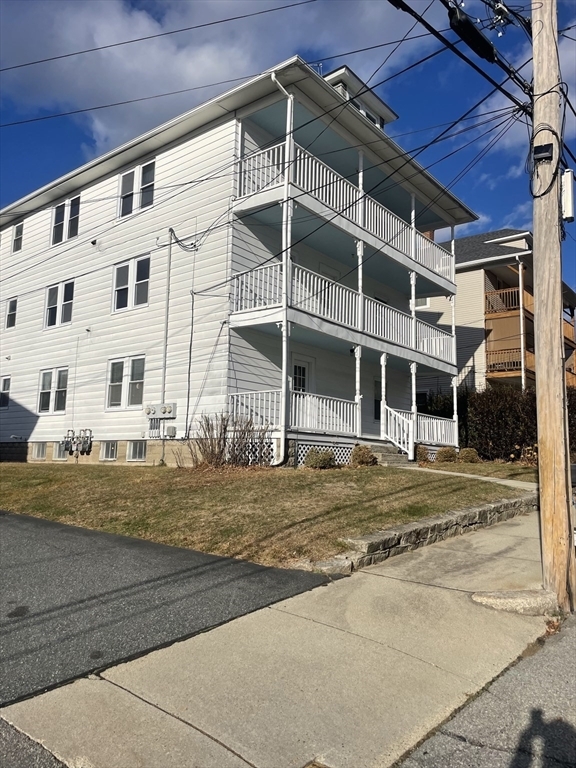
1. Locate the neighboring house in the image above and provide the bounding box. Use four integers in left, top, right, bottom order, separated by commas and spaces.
417, 229, 576, 395
0, 57, 476, 466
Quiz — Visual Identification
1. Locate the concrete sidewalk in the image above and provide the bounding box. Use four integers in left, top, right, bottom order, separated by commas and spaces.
2, 511, 550, 768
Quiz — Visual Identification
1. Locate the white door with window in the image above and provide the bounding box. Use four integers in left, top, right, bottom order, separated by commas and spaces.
291, 355, 315, 430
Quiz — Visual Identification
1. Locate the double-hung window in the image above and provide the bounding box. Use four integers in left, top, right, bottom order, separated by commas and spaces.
38, 368, 68, 413
52, 196, 80, 245
0, 377, 10, 409
113, 256, 149, 311
12, 223, 23, 253
107, 356, 145, 409
45, 281, 74, 327
119, 161, 155, 217
6, 298, 17, 329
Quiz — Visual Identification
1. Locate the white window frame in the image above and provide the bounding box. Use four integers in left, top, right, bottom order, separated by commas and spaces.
100, 441, 118, 461
5, 298, 17, 329
106, 356, 145, 410
127, 440, 147, 461
113, 256, 150, 312
12, 222, 23, 253
45, 281, 74, 327
38, 367, 68, 414
415, 297, 430, 310
291, 354, 316, 393
0, 376, 10, 409
118, 160, 155, 218
32, 442, 47, 460
52, 196, 81, 245
53, 442, 68, 461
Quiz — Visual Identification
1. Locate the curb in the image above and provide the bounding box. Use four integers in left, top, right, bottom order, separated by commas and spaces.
311, 493, 538, 575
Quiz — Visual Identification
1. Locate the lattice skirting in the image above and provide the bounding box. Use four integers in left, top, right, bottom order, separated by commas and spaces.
237, 438, 275, 465
294, 442, 354, 467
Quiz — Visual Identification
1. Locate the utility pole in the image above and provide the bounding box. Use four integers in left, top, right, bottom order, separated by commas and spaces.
531, 0, 575, 612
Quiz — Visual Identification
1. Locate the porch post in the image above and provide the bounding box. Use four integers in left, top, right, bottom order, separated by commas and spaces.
380, 353, 387, 440
450, 224, 455, 283
452, 375, 459, 448
450, 294, 457, 367
410, 271, 417, 351
410, 193, 416, 263
357, 240, 364, 332
358, 150, 364, 227
280, 94, 294, 438
518, 259, 526, 391
410, 361, 417, 461
355, 346, 362, 438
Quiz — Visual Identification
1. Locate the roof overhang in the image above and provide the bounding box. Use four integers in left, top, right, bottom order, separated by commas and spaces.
1, 56, 477, 231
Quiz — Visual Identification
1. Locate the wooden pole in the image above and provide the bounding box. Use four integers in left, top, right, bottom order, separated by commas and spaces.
532, 0, 575, 612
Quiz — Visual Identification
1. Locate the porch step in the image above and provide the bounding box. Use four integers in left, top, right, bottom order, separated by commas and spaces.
367, 443, 410, 467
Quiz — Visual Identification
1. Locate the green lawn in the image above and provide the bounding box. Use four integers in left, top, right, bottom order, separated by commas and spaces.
426, 462, 538, 482
0, 463, 531, 567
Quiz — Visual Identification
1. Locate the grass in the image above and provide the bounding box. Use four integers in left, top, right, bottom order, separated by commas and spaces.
425, 462, 538, 482
0, 463, 531, 568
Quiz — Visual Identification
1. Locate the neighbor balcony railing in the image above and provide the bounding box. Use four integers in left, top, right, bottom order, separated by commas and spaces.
232, 263, 455, 365
238, 142, 454, 281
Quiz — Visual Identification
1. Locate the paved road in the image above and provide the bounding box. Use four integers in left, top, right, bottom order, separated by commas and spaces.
0, 511, 327, 706
399, 616, 576, 767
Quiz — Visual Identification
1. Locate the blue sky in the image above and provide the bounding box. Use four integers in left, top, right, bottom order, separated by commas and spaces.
0, 0, 574, 285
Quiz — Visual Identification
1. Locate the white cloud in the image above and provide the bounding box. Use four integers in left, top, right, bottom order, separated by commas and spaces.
502, 201, 532, 230
0, 0, 449, 156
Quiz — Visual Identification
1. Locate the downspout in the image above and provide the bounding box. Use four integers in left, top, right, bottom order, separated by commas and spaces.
271, 72, 294, 466
160, 228, 173, 465
516, 256, 526, 391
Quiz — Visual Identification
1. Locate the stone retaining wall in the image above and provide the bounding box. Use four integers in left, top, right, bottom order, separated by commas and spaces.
313, 494, 538, 575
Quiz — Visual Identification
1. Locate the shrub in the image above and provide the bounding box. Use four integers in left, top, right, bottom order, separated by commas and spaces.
350, 445, 378, 467
458, 447, 480, 463
416, 444, 430, 464
304, 448, 336, 469
436, 446, 458, 463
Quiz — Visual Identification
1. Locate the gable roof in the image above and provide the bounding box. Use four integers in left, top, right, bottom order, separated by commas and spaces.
439, 229, 532, 266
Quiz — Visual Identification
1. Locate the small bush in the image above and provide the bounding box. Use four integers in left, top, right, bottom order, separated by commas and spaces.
436, 446, 458, 463
416, 444, 430, 464
304, 448, 336, 469
458, 447, 480, 463
519, 444, 538, 466
350, 445, 378, 467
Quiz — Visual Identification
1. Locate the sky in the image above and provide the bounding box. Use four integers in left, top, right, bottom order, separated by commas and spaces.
0, 0, 574, 286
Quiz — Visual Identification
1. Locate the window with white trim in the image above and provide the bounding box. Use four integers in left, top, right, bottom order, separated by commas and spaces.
12, 223, 23, 253
38, 368, 68, 413
127, 441, 147, 461
107, 356, 145, 409
119, 161, 155, 217
415, 297, 430, 309
100, 441, 118, 461
113, 256, 149, 311
32, 442, 47, 460
6, 298, 17, 328
52, 196, 80, 245
0, 377, 10, 409
45, 281, 74, 327
53, 442, 68, 460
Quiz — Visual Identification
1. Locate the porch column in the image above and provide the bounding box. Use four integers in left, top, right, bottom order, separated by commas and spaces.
358, 150, 364, 227
410, 193, 417, 263
410, 271, 417, 351
450, 224, 456, 282
280, 94, 294, 435
518, 259, 526, 391
450, 294, 457, 367
355, 346, 362, 437
380, 353, 387, 440
357, 240, 364, 332
452, 375, 459, 448
410, 361, 417, 461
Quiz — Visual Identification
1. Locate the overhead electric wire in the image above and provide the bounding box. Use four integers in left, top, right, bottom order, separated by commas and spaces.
0, 0, 318, 72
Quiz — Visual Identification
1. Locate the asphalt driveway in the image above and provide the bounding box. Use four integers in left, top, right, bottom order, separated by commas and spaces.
0, 511, 327, 706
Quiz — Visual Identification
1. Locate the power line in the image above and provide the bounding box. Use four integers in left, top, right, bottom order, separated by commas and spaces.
0, 0, 318, 73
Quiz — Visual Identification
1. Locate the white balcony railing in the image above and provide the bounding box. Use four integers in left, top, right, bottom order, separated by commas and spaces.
231, 263, 455, 364
230, 389, 282, 427
396, 410, 457, 447
383, 405, 412, 455
292, 265, 358, 328
291, 391, 357, 435
233, 262, 282, 312
238, 142, 454, 281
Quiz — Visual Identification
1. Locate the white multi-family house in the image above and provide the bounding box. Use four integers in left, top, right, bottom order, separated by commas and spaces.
0, 56, 477, 466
